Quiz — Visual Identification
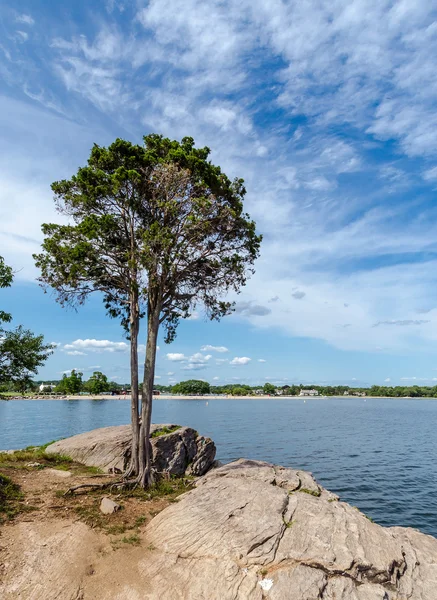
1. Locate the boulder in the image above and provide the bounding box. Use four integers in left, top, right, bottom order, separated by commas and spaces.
45, 424, 216, 476
100, 497, 120, 515
138, 459, 437, 599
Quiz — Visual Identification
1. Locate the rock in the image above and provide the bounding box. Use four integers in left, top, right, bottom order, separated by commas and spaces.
139, 459, 437, 599
100, 497, 120, 515
187, 436, 217, 476
44, 468, 72, 478
45, 424, 216, 476
26, 462, 42, 468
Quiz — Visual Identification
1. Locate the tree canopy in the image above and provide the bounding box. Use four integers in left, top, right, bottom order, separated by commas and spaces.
172, 380, 211, 395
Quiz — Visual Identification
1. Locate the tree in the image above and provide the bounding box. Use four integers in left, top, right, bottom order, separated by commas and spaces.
35, 134, 261, 488
86, 371, 110, 395
172, 380, 210, 395
55, 370, 83, 394
0, 256, 52, 391
263, 382, 276, 395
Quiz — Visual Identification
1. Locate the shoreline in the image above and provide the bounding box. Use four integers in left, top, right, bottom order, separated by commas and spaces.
3, 394, 434, 401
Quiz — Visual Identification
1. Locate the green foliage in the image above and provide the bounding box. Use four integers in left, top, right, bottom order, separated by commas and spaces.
34, 134, 261, 342
0, 472, 23, 521
299, 488, 321, 497
0, 256, 13, 324
84, 371, 110, 395
263, 382, 276, 395
56, 370, 83, 394
171, 380, 210, 395
150, 426, 180, 438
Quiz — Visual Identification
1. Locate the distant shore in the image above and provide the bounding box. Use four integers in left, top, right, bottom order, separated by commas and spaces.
3, 394, 431, 401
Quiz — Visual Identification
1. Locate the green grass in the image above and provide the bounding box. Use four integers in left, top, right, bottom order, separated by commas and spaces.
0, 473, 24, 521
121, 534, 140, 546
0, 445, 101, 475
299, 488, 321, 497
150, 426, 180, 438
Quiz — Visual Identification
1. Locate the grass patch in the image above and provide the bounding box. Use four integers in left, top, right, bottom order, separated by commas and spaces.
0, 447, 101, 476
150, 426, 180, 438
282, 518, 293, 528
0, 473, 24, 521
299, 488, 321, 497
121, 534, 140, 546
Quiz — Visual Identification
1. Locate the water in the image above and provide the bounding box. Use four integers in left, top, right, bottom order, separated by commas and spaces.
1, 397, 437, 537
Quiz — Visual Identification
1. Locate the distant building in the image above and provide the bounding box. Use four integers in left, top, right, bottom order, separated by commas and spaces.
255, 389, 264, 395
299, 389, 319, 397
39, 383, 55, 393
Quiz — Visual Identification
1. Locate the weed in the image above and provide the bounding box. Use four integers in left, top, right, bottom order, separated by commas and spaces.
134, 515, 147, 527
121, 534, 140, 546
282, 518, 293, 528
147, 543, 156, 551
150, 426, 180, 438
299, 488, 321, 497
328, 498, 339, 502
0, 472, 24, 521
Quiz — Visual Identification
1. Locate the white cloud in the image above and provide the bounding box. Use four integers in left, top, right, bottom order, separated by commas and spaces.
63, 339, 129, 353
66, 350, 87, 356
384, 378, 391, 382
230, 356, 251, 366
166, 353, 187, 362
167, 371, 174, 376
258, 359, 266, 363
200, 345, 229, 353
16, 14, 34, 26
16, 31, 29, 42
213, 376, 220, 380
423, 167, 437, 181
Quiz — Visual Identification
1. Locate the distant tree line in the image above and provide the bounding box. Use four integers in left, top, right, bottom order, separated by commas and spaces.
4, 376, 437, 399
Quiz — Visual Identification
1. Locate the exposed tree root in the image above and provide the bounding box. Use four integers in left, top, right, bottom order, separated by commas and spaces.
64, 478, 139, 496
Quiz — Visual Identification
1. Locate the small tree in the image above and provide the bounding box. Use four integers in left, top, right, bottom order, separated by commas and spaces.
86, 371, 110, 395
56, 370, 83, 394
263, 382, 276, 395
0, 256, 52, 391
35, 134, 261, 488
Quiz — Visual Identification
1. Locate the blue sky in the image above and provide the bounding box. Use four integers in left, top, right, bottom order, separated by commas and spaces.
2, 0, 437, 387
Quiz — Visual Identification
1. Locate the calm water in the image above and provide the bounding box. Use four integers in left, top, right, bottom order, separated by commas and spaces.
1, 397, 436, 537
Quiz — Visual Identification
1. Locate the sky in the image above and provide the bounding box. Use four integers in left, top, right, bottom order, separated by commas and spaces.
1, 0, 437, 387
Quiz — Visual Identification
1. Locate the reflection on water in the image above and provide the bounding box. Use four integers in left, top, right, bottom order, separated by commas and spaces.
1, 397, 437, 536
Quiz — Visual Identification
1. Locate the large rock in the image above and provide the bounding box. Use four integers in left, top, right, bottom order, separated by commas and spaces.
45, 424, 216, 476
2, 459, 437, 599
138, 459, 437, 599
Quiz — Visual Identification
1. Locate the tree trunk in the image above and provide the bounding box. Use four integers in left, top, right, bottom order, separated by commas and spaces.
138, 300, 160, 488
126, 289, 140, 477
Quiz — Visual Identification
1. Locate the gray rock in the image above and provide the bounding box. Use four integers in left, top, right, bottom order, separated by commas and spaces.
100, 497, 120, 515
45, 424, 216, 477
139, 459, 437, 599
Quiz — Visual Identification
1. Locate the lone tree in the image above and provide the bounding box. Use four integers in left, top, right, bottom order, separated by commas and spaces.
34, 134, 261, 487
0, 256, 53, 392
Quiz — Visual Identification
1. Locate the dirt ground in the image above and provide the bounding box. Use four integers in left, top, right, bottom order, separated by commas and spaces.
0, 450, 192, 598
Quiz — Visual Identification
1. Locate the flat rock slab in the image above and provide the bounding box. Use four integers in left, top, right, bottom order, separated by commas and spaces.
2, 459, 437, 599
45, 424, 216, 477
44, 468, 72, 478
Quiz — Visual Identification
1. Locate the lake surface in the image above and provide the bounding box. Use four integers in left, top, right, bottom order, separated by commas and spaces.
1, 397, 436, 537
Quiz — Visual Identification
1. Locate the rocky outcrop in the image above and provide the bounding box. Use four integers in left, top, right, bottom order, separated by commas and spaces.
139, 460, 437, 599
45, 424, 216, 477
2, 459, 437, 599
